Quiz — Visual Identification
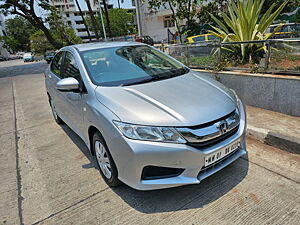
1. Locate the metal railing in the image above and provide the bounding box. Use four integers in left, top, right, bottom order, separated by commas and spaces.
161, 38, 300, 75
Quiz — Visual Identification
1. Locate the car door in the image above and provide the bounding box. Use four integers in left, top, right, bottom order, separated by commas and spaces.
56, 51, 85, 136
48, 51, 65, 118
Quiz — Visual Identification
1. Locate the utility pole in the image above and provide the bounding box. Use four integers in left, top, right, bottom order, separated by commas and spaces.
135, 0, 142, 37
102, 0, 111, 37
98, 1, 107, 41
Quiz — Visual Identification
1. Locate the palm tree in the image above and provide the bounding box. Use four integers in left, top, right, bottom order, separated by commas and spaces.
75, 0, 92, 41
85, 0, 100, 39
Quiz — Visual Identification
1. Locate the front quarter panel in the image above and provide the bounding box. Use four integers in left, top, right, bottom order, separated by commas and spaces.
84, 89, 122, 154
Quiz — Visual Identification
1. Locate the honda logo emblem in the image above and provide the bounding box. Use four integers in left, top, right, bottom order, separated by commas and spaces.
216, 120, 228, 135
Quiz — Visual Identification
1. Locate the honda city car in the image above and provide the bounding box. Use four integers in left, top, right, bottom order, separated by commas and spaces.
45, 42, 247, 190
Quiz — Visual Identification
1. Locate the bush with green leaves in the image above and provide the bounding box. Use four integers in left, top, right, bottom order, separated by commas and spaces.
209, 0, 289, 63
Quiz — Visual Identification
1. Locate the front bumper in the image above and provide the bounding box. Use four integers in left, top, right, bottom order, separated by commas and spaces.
109, 100, 247, 190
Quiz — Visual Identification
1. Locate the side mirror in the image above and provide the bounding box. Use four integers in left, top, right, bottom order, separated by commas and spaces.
56, 77, 79, 92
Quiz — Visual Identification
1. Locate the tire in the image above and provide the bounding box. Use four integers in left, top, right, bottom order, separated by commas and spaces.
93, 132, 121, 187
49, 97, 63, 124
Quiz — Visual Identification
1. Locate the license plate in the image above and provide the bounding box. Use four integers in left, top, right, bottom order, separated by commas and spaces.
204, 140, 241, 167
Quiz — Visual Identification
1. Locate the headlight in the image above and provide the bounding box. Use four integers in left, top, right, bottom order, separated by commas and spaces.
229, 88, 239, 101
230, 88, 241, 109
113, 121, 186, 143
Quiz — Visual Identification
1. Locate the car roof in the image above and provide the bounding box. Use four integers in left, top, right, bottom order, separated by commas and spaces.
66, 41, 146, 52
187, 34, 213, 39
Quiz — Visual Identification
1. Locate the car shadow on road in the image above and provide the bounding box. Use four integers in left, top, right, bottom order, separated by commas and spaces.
110, 156, 249, 213
60, 124, 96, 169
60, 123, 249, 213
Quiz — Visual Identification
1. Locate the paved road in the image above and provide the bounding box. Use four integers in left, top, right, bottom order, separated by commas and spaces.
0, 60, 299, 225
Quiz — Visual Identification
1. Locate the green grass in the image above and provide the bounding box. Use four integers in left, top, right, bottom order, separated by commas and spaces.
189, 56, 216, 67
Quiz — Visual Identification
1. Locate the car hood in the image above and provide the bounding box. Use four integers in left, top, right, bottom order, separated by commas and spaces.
95, 71, 237, 127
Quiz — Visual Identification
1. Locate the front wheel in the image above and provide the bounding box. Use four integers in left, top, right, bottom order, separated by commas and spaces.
93, 132, 121, 187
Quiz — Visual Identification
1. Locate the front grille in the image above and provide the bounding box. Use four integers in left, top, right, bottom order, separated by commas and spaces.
177, 109, 240, 149
188, 126, 239, 148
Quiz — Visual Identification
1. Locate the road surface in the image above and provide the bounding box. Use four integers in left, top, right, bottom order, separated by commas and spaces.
0, 60, 299, 225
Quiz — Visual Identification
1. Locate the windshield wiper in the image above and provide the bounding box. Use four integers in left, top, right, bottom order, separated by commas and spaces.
123, 75, 172, 86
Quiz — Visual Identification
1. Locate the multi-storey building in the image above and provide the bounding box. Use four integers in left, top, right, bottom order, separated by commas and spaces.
50, 0, 109, 39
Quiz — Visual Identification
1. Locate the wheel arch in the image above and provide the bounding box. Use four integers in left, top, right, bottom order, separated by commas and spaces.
88, 125, 102, 155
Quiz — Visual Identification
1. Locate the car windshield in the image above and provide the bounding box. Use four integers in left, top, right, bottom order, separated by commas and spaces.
80, 45, 189, 86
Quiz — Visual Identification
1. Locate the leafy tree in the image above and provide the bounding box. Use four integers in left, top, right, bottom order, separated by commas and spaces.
4, 16, 37, 52
262, 0, 298, 14
46, 9, 82, 46
0, 0, 63, 49
147, 0, 204, 41
0, 36, 20, 52
86, 8, 136, 37
197, 0, 228, 26
29, 30, 54, 54
296, 8, 300, 23
209, 0, 289, 62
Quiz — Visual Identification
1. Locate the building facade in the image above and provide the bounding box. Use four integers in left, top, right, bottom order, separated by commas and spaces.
0, 14, 10, 58
135, 0, 215, 43
50, 0, 104, 39
136, 1, 178, 42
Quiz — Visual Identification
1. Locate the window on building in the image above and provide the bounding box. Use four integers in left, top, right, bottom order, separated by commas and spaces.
163, 15, 175, 28
66, 13, 70, 17
77, 28, 87, 32
67, 21, 72, 26
75, 21, 84, 25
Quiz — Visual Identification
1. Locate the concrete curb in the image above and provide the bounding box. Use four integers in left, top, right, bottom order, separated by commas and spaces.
246, 125, 300, 154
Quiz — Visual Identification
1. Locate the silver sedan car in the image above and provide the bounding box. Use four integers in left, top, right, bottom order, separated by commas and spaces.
45, 42, 247, 190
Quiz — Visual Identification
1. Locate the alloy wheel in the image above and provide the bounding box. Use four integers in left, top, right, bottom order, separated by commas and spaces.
95, 140, 112, 179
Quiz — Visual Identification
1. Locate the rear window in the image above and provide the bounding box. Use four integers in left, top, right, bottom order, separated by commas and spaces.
193, 36, 205, 42
207, 35, 216, 40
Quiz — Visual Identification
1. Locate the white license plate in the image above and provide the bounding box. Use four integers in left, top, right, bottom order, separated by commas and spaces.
204, 140, 241, 167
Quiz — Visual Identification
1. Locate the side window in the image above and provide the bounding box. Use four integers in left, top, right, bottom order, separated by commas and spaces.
208, 35, 216, 41
50, 52, 64, 77
193, 35, 205, 42
62, 52, 81, 81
